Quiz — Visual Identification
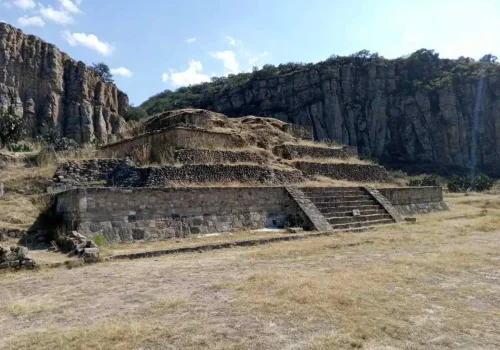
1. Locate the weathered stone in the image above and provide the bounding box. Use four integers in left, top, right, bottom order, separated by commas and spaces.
378, 187, 449, 215
352, 209, 361, 216
296, 162, 393, 182
0, 23, 128, 144
0, 244, 35, 269
82, 248, 99, 263
286, 227, 304, 233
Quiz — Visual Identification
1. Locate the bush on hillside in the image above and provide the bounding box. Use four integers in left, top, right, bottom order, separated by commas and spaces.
0, 110, 25, 147
36, 129, 80, 152
447, 173, 495, 193
125, 106, 149, 122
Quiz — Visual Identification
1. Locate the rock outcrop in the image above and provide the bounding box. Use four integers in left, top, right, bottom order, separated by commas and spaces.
0, 23, 129, 143
142, 53, 500, 175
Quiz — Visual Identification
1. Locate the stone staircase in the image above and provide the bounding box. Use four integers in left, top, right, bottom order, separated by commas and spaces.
300, 187, 396, 230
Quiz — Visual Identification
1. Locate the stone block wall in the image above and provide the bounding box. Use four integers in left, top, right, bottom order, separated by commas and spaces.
100, 128, 246, 160
143, 110, 213, 132
295, 162, 393, 182
174, 149, 267, 164
274, 145, 358, 160
107, 164, 305, 187
55, 187, 311, 243
377, 187, 448, 215
283, 124, 314, 140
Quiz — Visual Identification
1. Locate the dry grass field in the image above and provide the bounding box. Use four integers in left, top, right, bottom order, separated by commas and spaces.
1, 193, 499, 349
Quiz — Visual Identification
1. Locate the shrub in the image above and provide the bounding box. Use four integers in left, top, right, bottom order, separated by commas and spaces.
0, 110, 25, 147
407, 174, 440, 187
472, 173, 495, 192
36, 129, 80, 152
124, 106, 149, 122
447, 175, 470, 193
447, 173, 495, 193
7, 143, 32, 152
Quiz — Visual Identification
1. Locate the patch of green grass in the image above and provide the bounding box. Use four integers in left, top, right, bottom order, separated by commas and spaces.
92, 233, 106, 247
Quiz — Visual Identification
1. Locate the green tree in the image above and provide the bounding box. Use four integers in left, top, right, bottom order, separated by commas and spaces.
0, 110, 25, 147
124, 106, 149, 122
91, 62, 114, 83
479, 54, 498, 63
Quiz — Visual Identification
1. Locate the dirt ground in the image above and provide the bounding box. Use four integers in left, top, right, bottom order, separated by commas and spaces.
1, 193, 499, 349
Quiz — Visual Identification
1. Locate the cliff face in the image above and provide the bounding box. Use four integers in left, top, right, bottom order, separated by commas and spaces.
0, 23, 129, 143
142, 52, 500, 175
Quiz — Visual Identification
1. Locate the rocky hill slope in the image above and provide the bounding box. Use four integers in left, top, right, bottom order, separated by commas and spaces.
0, 23, 128, 143
142, 50, 500, 175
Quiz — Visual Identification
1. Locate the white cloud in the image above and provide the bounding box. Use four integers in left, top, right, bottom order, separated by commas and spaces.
110, 67, 132, 78
58, 0, 81, 14
210, 50, 240, 75
40, 5, 74, 25
248, 51, 268, 65
185, 37, 197, 44
62, 31, 114, 55
13, 0, 35, 9
224, 35, 238, 46
18, 15, 45, 27
165, 60, 210, 87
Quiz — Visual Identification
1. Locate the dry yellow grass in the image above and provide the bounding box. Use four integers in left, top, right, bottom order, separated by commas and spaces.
1, 193, 499, 349
0, 156, 54, 229
294, 139, 340, 148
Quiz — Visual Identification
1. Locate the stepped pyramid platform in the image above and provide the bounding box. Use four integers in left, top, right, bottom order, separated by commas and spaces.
52, 109, 448, 244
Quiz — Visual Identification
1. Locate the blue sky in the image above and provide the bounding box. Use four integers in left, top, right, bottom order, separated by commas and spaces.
1, 0, 500, 105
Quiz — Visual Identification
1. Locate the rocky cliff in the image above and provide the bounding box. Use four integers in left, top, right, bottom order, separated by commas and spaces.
142, 50, 500, 175
0, 23, 129, 143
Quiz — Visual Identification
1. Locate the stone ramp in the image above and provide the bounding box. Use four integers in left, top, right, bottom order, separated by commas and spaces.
285, 186, 332, 231
300, 187, 396, 230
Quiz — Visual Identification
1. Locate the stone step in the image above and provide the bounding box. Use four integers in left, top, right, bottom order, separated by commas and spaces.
329, 218, 395, 230
307, 194, 372, 202
327, 214, 393, 225
318, 204, 382, 214
301, 187, 365, 195
306, 191, 367, 198
321, 208, 387, 217
314, 200, 378, 208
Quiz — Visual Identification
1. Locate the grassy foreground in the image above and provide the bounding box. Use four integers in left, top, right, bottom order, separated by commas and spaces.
0, 193, 499, 349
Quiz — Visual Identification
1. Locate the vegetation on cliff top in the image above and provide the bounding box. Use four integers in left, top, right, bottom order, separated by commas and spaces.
140, 49, 500, 116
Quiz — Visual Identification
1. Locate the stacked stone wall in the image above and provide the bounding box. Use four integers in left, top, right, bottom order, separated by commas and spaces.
274, 145, 358, 159
378, 187, 448, 215
55, 187, 311, 243
54, 159, 132, 184
295, 162, 393, 182
107, 164, 305, 187
174, 149, 267, 164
